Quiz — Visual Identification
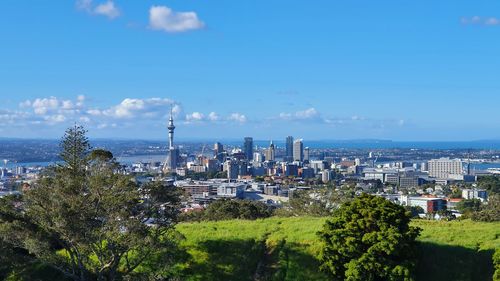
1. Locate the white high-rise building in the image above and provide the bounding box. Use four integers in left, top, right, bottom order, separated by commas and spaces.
304, 147, 310, 162
265, 141, 275, 161
293, 139, 304, 162
322, 169, 333, 183
428, 158, 463, 179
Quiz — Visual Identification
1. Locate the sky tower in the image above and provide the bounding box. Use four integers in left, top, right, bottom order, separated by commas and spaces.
163, 106, 178, 172
168, 107, 175, 149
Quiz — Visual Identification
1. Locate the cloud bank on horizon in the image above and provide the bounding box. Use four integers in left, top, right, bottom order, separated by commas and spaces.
0, 94, 410, 140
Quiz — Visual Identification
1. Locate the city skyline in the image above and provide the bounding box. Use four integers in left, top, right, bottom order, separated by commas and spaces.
1, 1, 500, 140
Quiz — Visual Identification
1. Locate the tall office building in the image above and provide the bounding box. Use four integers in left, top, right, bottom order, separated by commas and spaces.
285, 136, 294, 162
428, 158, 464, 179
214, 142, 224, 161
293, 139, 304, 162
304, 147, 310, 162
265, 140, 275, 161
244, 137, 254, 160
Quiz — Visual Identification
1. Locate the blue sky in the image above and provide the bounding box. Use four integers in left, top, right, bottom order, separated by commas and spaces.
0, 0, 499, 141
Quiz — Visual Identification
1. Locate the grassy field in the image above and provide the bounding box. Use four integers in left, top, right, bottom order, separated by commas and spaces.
175, 217, 500, 281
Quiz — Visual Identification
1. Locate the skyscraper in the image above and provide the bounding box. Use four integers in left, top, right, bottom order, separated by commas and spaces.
285, 136, 294, 162
304, 147, 310, 162
214, 142, 224, 161
293, 139, 304, 162
265, 140, 275, 161
244, 137, 254, 160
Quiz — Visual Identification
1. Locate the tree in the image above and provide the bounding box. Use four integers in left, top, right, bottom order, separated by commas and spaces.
471, 194, 500, 222
278, 188, 353, 217
0, 195, 37, 279
404, 206, 424, 218
0, 125, 182, 281
478, 175, 500, 195
318, 194, 421, 281
455, 199, 482, 215
202, 199, 273, 221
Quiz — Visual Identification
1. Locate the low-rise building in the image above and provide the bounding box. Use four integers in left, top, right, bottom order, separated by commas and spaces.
401, 196, 447, 214
462, 189, 488, 201
217, 183, 245, 198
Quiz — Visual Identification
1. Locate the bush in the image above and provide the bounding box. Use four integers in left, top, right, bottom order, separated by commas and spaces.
318, 194, 421, 281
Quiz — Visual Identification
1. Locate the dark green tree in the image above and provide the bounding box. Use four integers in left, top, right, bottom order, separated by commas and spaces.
455, 199, 482, 215
478, 175, 500, 195
0, 125, 182, 281
404, 206, 425, 218
202, 199, 273, 221
318, 194, 421, 281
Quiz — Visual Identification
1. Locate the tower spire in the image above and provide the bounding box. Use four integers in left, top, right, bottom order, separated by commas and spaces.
168, 105, 175, 149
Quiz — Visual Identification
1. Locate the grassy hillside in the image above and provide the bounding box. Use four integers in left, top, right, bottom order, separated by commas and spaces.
175, 218, 500, 281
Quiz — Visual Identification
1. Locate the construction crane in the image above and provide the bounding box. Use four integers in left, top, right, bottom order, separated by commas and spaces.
197, 144, 207, 165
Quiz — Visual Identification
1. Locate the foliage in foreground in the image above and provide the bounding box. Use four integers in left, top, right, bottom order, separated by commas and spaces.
174, 217, 499, 281
0, 125, 183, 281
1, 215, 499, 281
318, 194, 421, 281
494, 248, 500, 281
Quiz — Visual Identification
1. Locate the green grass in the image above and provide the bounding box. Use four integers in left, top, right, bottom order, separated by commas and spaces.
7, 218, 500, 280
175, 218, 500, 281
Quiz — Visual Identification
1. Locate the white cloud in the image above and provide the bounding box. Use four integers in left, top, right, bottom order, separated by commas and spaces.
76, 0, 120, 19
207, 112, 219, 121
185, 112, 205, 122
94, 1, 120, 19
461, 16, 500, 26
19, 100, 31, 108
279, 107, 321, 121
61, 100, 74, 110
87, 109, 102, 116
31, 97, 61, 115
22, 96, 85, 116
76, 0, 92, 11
485, 17, 500, 25
149, 5, 204, 33
44, 114, 66, 123
351, 115, 365, 121
103, 98, 176, 119
80, 116, 91, 123
295, 108, 319, 119
0, 110, 29, 124
228, 113, 247, 123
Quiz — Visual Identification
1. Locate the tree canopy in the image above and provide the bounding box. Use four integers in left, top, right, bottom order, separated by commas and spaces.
318, 193, 421, 281
478, 175, 500, 195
